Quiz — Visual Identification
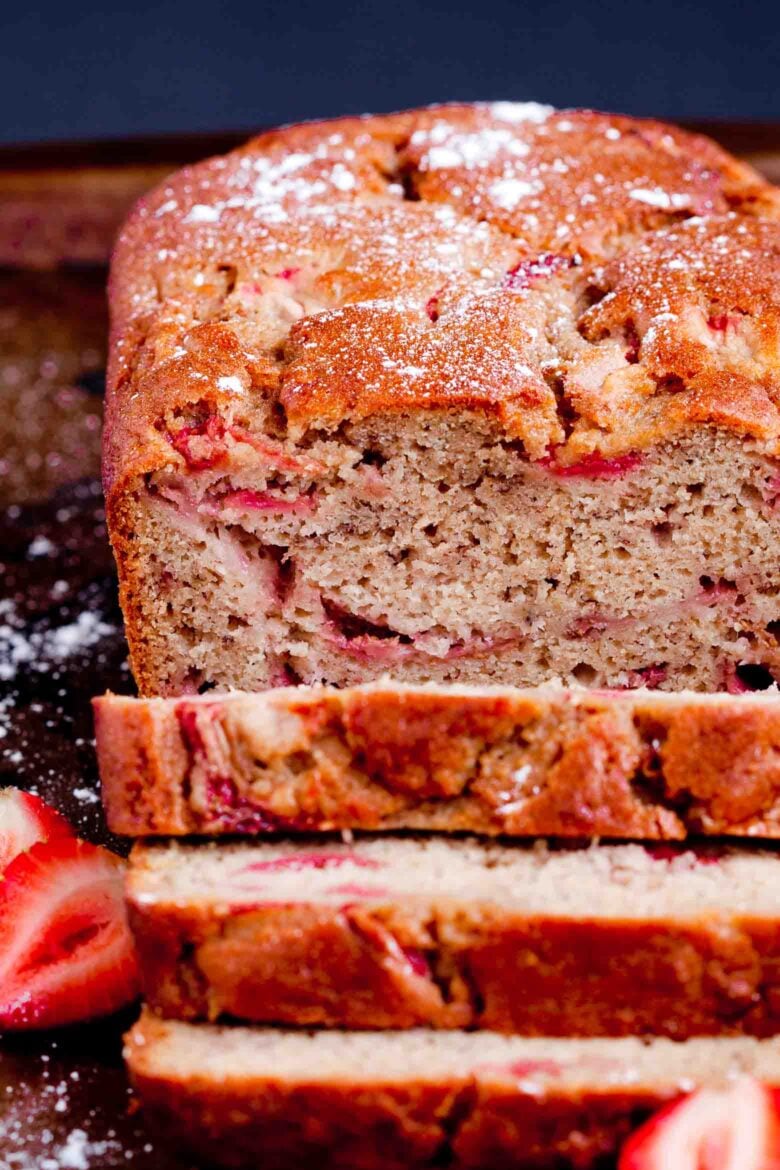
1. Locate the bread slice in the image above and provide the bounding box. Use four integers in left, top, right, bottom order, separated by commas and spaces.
127, 836, 780, 1036
105, 104, 780, 697
95, 682, 780, 839
126, 1011, 780, 1169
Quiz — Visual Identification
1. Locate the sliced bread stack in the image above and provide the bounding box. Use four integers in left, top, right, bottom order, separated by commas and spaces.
98, 100, 780, 1168
96, 685, 780, 1166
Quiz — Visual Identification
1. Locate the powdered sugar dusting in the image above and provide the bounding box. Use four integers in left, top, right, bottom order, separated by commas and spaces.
418, 127, 532, 170
0, 1046, 157, 1168
40, 1129, 120, 1170
71, 787, 100, 805
489, 177, 539, 209
488, 101, 554, 123
183, 203, 221, 224
628, 188, 693, 210
27, 535, 56, 558
330, 165, 356, 192
0, 601, 116, 682
169, 138, 375, 239
217, 375, 244, 395
0, 473, 130, 835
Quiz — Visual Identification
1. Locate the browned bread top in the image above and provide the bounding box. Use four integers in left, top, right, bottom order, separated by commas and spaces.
106, 104, 780, 498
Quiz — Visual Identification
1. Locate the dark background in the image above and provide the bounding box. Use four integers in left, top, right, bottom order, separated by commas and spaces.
1, 0, 779, 145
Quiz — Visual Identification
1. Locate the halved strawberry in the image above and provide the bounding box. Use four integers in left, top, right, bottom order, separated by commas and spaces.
620, 1078, 780, 1170
0, 837, 139, 1029
0, 788, 72, 873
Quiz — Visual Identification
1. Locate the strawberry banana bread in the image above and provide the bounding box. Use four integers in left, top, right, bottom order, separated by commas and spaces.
128, 836, 780, 1037
95, 683, 780, 839
106, 103, 780, 696
126, 1014, 780, 1170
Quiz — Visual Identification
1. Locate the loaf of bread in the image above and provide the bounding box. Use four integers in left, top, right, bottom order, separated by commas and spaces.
126, 1012, 780, 1169
95, 683, 780, 838
105, 103, 780, 696
127, 836, 780, 1036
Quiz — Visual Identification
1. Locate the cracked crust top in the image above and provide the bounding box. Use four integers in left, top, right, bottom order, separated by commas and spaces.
105, 103, 780, 496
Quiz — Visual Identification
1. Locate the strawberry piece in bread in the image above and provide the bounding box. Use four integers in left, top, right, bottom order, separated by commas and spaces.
0, 837, 139, 1029
0, 787, 72, 872
620, 1078, 780, 1170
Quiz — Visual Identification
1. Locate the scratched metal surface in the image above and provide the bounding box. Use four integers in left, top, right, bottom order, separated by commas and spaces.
0, 125, 777, 1170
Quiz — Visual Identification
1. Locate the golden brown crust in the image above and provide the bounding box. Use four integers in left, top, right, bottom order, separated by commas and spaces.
94, 686, 780, 839
398, 107, 779, 254
128, 879, 780, 1037
105, 104, 780, 505
569, 216, 780, 456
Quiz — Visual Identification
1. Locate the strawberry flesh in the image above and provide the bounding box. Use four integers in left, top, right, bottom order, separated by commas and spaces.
507, 1059, 562, 1079
242, 852, 383, 874
0, 837, 139, 1029
329, 883, 392, 899
0, 788, 72, 874
219, 488, 315, 514
624, 663, 668, 690
625, 323, 641, 363
540, 450, 644, 479
761, 474, 780, 508
644, 844, 723, 866
707, 314, 741, 333
168, 415, 228, 472
619, 1077, 780, 1170
425, 290, 442, 321
567, 613, 611, 638
204, 776, 315, 833
167, 415, 324, 475
504, 253, 573, 291
401, 947, 431, 978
